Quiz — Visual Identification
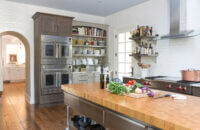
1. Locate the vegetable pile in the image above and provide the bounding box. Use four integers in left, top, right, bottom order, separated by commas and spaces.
107, 81, 128, 96
107, 80, 155, 97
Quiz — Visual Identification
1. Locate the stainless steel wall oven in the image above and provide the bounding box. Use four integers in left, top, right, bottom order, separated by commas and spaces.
40, 35, 72, 104
41, 35, 72, 65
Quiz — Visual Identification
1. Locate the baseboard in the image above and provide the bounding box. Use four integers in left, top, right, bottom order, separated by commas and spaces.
3, 80, 25, 83
10, 80, 26, 83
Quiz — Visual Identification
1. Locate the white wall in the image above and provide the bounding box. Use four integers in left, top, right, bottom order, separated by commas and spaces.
0, 0, 105, 104
0, 36, 2, 91
105, 0, 200, 77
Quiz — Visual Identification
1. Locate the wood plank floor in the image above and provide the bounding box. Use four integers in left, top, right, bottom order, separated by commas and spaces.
0, 82, 67, 130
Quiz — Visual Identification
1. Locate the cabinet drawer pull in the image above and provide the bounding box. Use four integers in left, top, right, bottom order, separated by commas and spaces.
80, 75, 88, 77
79, 80, 88, 82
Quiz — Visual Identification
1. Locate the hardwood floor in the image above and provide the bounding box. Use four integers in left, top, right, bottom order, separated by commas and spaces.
0, 82, 67, 130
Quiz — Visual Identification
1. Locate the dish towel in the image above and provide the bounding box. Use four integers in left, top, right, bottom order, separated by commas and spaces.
171, 94, 187, 100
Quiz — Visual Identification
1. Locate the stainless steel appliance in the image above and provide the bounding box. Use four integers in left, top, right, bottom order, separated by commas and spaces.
41, 35, 72, 65
40, 35, 72, 104
41, 65, 72, 95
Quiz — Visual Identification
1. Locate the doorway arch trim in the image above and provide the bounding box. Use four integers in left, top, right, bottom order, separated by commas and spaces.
0, 31, 31, 103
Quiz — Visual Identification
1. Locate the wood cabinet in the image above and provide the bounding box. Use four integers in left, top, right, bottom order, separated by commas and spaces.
41, 15, 57, 35
57, 17, 72, 36
32, 12, 73, 104
33, 12, 73, 36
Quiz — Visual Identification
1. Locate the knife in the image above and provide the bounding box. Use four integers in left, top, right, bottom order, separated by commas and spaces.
153, 94, 171, 99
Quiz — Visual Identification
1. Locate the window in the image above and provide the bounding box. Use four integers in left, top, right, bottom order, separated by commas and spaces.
118, 32, 132, 80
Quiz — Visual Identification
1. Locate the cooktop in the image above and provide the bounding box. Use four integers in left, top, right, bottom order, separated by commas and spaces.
145, 76, 200, 86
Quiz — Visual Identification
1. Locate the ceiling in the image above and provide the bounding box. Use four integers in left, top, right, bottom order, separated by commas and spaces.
6, 0, 149, 16
2, 35, 23, 44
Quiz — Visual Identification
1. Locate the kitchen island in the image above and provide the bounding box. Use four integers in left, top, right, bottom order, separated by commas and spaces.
62, 82, 200, 130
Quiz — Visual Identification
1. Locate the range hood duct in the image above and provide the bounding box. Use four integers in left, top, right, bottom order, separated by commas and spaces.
161, 0, 200, 39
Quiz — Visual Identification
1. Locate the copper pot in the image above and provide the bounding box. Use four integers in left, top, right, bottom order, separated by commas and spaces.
181, 70, 200, 82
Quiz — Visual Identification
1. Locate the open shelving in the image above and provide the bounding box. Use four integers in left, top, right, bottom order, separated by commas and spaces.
72, 45, 106, 48
72, 20, 108, 72
73, 54, 106, 57
129, 36, 159, 44
129, 26, 159, 63
129, 53, 158, 57
72, 34, 107, 39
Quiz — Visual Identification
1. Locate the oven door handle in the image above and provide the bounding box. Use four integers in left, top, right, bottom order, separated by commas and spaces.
56, 72, 60, 87
69, 45, 72, 58
43, 69, 70, 72
56, 43, 59, 58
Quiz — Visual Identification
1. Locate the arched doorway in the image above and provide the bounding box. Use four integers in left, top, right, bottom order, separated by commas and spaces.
0, 31, 31, 103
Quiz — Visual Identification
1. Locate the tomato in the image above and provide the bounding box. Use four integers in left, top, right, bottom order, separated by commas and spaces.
128, 80, 135, 85
128, 81, 133, 84
125, 83, 131, 87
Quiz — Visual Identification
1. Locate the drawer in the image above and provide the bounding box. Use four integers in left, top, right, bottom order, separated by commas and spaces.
104, 110, 148, 130
79, 80, 89, 83
79, 99, 103, 125
64, 93, 80, 112
79, 75, 89, 80
193, 87, 200, 97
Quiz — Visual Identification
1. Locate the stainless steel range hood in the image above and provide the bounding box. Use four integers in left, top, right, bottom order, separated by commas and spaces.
161, 0, 200, 39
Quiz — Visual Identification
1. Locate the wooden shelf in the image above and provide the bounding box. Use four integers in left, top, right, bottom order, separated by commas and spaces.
130, 35, 158, 40
73, 54, 106, 57
72, 34, 107, 39
129, 53, 158, 57
72, 45, 106, 48
85, 64, 102, 66
129, 36, 158, 43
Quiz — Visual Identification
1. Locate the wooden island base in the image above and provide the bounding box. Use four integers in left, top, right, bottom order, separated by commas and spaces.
62, 82, 200, 130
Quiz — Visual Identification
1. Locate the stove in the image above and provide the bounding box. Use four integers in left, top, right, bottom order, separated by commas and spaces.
145, 76, 167, 80
123, 76, 200, 96
177, 80, 200, 84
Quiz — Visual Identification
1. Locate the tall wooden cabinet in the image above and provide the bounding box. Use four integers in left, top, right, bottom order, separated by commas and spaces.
33, 12, 73, 104
37, 13, 72, 36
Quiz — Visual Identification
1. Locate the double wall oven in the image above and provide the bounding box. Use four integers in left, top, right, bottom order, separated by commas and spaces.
40, 35, 72, 104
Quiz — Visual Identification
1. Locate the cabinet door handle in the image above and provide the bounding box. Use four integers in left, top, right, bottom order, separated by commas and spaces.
80, 75, 88, 77
56, 73, 60, 87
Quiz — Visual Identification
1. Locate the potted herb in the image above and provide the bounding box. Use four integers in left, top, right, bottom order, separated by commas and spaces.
80, 64, 87, 72
73, 65, 79, 72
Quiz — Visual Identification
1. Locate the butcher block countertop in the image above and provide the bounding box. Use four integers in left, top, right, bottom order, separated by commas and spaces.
61, 82, 200, 130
